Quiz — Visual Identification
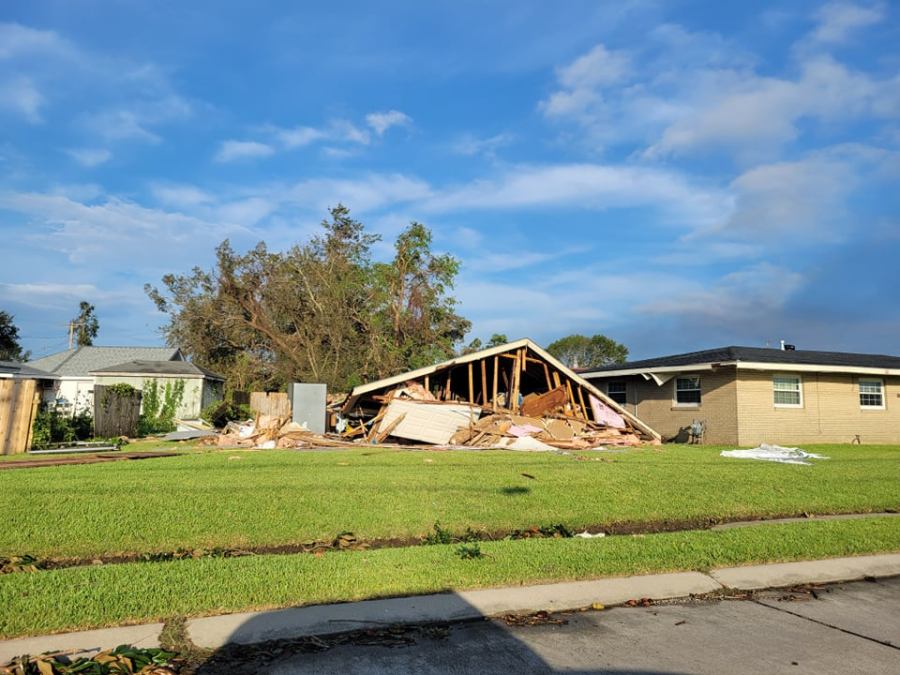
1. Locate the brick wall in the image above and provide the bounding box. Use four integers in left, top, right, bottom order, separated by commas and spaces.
736, 371, 900, 445
589, 368, 740, 445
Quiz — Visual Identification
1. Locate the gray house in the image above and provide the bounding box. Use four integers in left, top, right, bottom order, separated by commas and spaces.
91, 360, 224, 419
28, 346, 184, 413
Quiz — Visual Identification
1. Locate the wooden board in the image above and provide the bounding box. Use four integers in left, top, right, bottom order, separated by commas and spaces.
250, 391, 291, 418
0, 379, 39, 455
376, 399, 482, 444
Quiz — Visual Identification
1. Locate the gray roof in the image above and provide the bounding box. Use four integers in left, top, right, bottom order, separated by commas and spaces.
28, 346, 182, 377
91, 359, 224, 381
582, 346, 900, 373
0, 360, 59, 380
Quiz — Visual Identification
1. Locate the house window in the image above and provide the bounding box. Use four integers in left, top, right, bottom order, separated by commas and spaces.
674, 376, 701, 406
860, 379, 884, 409
606, 381, 627, 405
773, 375, 802, 407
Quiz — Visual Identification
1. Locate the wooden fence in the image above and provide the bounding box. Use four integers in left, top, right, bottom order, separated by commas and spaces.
94, 385, 143, 438
250, 391, 291, 418
0, 379, 41, 455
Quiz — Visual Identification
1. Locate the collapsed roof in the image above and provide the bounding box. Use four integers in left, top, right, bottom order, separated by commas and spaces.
343, 338, 660, 442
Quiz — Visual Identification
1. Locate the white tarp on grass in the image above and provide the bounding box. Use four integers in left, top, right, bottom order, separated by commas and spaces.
721, 444, 828, 466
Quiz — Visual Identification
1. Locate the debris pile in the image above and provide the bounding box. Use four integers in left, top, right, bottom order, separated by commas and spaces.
201, 339, 660, 450
208, 414, 349, 449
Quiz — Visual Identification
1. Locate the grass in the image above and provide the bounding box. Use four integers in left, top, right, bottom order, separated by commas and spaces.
2, 444, 899, 558
1, 516, 898, 638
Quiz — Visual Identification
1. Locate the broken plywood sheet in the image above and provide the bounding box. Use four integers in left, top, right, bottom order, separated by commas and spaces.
521, 386, 567, 417
377, 399, 482, 444
589, 395, 626, 429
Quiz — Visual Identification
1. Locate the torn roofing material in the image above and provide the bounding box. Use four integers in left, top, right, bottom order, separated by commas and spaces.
343, 338, 660, 441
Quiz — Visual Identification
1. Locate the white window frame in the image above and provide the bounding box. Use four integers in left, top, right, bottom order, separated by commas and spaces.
606, 381, 627, 405
859, 378, 885, 410
773, 373, 803, 408
673, 376, 701, 407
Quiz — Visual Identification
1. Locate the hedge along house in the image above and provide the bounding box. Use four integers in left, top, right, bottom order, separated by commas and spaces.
90, 360, 225, 420
580, 346, 900, 446
27, 346, 184, 414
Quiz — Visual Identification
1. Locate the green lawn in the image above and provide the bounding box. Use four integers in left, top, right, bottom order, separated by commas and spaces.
2, 516, 898, 638
1, 444, 898, 559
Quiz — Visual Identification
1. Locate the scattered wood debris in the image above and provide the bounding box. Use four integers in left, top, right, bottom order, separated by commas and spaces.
339, 339, 659, 450
205, 339, 659, 451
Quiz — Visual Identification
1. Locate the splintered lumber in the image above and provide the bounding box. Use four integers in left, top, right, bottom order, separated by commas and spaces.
375, 413, 406, 443
481, 360, 488, 407
492, 356, 499, 407
577, 386, 589, 421
444, 370, 452, 401
510, 352, 521, 413
521, 386, 567, 417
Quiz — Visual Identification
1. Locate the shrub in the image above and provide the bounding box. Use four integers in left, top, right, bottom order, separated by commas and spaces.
30, 404, 94, 449
201, 399, 253, 429
137, 378, 185, 436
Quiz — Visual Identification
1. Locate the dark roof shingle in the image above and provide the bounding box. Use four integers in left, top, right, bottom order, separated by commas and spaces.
583, 346, 900, 373
90, 359, 224, 380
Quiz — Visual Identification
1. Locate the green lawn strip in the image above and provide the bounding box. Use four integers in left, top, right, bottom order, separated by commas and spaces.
2, 445, 898, 558
2, 517, 898, 639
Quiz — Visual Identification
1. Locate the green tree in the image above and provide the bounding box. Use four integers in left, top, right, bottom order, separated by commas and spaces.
486, 333, 508, 348
0, 311, 30, 361
546, 333, 628, 369
71, 301, 99, 347
146, 205, 470, 392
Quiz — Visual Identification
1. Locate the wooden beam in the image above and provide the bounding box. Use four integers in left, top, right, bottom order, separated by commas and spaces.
565, 379, 577, 417
424, 374, 429, 394
511, 352, 521, 413
481, 360, 488, 409
520, 348, 527, 371
577, 386, 589, 421
492, 356, 499, 407
468, 362, 474, 404
552, 371, 562, 389
543, 363, 552, 392
444, 370, 452, 401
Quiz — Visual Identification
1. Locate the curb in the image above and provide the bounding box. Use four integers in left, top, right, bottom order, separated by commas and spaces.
2, 553, 899, 660
0, 623, 163, 664
187, 571, 720, 649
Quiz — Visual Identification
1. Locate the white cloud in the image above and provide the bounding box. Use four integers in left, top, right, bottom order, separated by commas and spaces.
273, 125, 326, 148
716, 156, 856, 240
150, 183, 215, 208
557, 44, 631, 91
365, 109, 412, 136
286, 174, 432, 213
0, 23, 72, 61
215, 140, 275, 162
423, 163, 731, 227
646, 56, 891, 160
451, 132, 514, 158
0, 191, 246, 265
0, 282, 138, 310
330, 119, 371, 145
66, 148, 111, 167
0, 76, 44, 122
811, 1, 885, 44
639, 262, 804, 322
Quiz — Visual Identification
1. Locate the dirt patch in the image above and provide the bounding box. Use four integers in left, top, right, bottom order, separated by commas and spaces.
0, 451, 181, 470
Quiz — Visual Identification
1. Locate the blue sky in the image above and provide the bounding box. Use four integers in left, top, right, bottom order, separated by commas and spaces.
1, 0, 898, 361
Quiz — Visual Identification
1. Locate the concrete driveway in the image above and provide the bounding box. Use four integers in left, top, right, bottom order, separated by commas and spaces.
197, 576, 900, 674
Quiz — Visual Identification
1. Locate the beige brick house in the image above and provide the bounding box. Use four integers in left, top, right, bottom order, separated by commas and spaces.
580, 346, 900, 445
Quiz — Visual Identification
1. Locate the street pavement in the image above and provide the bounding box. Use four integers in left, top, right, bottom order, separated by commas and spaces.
197, 576, 900, 674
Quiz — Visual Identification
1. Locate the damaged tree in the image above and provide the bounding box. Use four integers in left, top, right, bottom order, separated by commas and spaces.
341, 338, 660, 449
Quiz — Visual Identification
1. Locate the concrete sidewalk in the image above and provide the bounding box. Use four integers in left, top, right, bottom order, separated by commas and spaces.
2, 553, 898, 662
